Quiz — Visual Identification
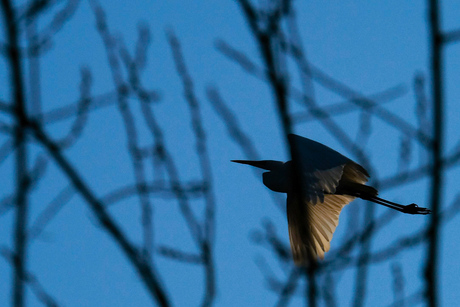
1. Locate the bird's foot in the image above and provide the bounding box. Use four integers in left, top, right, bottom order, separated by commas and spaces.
402, 203, 431, 215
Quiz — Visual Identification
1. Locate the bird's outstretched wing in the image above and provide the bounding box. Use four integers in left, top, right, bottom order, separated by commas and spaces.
288, 134, 369, 203
287, 193, 355, 265
304, 165, 345, 203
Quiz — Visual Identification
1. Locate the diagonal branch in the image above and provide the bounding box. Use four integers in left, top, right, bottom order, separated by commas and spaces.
305, 63, 433, 148
28, 119, 170, 306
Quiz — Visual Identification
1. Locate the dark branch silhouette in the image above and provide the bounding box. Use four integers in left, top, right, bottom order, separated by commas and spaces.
1, 0, 456, 306
30, 119, 171, 306
1, 2, 31, 306
167, 29, 217, 307
425, 2, 443, 306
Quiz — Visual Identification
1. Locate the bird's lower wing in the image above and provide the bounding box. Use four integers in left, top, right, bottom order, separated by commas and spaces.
287, 194, 355, 265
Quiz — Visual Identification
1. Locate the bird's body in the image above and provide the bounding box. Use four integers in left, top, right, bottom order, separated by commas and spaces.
233, 134, 430, 265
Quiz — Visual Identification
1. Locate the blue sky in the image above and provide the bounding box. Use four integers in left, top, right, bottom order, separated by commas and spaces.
1, 1, 460, 306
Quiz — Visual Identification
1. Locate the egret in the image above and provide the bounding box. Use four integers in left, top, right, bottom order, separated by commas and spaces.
232, 134, 430, 265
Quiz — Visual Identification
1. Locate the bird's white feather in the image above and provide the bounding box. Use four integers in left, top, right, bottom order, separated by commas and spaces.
287, 194, 355, 264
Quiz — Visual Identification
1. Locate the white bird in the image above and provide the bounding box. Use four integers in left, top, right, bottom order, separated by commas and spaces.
233, 134, 430, 265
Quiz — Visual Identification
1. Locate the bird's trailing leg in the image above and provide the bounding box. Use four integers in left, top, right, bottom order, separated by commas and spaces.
339, 181, 431, 215
365, 196, 431, 215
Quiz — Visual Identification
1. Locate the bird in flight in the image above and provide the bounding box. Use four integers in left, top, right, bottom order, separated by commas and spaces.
232, 134, 430, 265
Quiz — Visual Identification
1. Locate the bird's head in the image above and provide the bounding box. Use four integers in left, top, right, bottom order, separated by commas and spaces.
232, 160, 290, 193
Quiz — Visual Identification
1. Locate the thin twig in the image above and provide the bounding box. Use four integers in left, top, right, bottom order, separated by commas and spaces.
206, 86, 286, 210
91, 0, 155, 262
157, 246, 203, 264
274, 267, 302, 307
167, 30, 217, 307
102, 181, 206, 206
29, 119, 170, 306
29, 185, 75, 240
55, 68, 93, 148
390, 262, 405, 307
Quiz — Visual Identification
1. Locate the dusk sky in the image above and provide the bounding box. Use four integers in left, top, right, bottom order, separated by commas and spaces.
1, 1, 460, 306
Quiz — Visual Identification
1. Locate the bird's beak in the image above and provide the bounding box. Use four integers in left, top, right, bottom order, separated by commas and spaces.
231, 160, 280, 171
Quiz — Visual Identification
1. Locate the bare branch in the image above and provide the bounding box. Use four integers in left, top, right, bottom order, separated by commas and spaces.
167, 29, 217, 306
157, 246, 203, 264
274, 268, 302, 307
1, 1, 31, 305
206, 86, 286, 210
387, 289, 424, 307
414, 73, 431, 135
55, 67, 93, 148
379, 146, 460, 190
0, 193, 15, 215
92, 0, 155, 262
390, 262, 405, 307
29, 185, 75, 240
236, 2, 321, 306
0, 99, 12, 113
102, 180, 206, 206
0, 154, 47, 218
425, 3, 444, 305
206, 87, 260, 160
322, 273, 337, 307
40, 88, 159, 124
0, 246, 61, 307
215, 39, 266, 80
0, 138, 14, 165
29, 118, 171, 306
292, 85, 408, 123
251, 219, 291, 263
305, 63, 433, 148
27, 273, 61, 307
442, 28, 460, 44
24, 0, 80, 57
134, 22, 150, 70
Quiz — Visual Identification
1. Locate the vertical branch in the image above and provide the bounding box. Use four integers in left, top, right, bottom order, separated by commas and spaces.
274, 268, 301, 307
1, 1, 30, 306
351, 203, 375, 307
26, 14, 42, 120
90, 0, 154, 261
414, 74, 430, 136
391, 262, 405, 307
425, 0, 443, 306
237, 1, 318, 306
322, 273, 337, 307
284, 17, 378, 301
167, 31, 216, 307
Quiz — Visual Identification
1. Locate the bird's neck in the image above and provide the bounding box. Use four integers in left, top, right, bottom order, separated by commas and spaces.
262, 165, 291, 193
